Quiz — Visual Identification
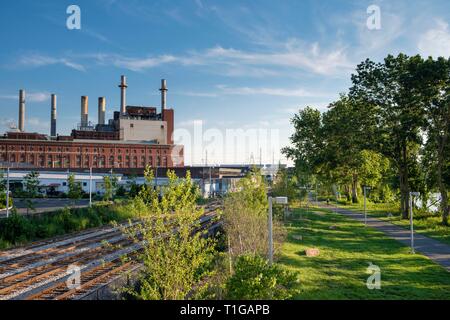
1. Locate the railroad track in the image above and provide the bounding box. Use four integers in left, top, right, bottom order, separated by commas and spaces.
0, 201, 222, 300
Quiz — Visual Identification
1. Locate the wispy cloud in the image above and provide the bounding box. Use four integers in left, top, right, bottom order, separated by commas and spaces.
17, 53, 86, 72
0, 92, 50, 102
216, 84, 321, 97
418, 19, 450, 58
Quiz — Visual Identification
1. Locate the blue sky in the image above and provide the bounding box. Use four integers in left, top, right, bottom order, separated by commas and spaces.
0, 0, 449, 165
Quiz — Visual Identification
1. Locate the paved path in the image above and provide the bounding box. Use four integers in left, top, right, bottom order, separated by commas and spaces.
324, 205, 450, 272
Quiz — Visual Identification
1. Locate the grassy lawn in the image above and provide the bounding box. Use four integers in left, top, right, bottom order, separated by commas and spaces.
279, 207, 450, 300
340, 202, 450, 246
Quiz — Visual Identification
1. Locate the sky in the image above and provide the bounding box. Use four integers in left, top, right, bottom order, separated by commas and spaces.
0, 0, 449, 166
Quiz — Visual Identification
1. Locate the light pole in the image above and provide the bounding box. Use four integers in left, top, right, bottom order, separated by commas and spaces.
89, 167, 92, 207
6, 167, 10, 218
268, 196, 288, 265
409, 192, 420, 254
363, 186, 371, 226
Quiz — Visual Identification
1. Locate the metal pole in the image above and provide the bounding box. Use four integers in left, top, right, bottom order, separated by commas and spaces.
410, 193, 415, 254
316, 183, 318, 207
268, 196, 273, 265
6, 167, 10, 218
364, 187, 367, 226
89, 167, 92, 207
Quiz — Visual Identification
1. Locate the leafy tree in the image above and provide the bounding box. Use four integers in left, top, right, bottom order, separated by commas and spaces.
124, 168, 216, 300
67, 174, 83, 200
103, 175, 118, 201
420, 57, 450, 225
24, 171, 40, 198
350, 54, 427, 218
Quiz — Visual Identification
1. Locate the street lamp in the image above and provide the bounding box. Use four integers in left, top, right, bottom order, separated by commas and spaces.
363, 186, 371, 226
6, 167, 10, 218
89, 167, 93, 207
268, 196, 288, 265
409, 192, 420, 254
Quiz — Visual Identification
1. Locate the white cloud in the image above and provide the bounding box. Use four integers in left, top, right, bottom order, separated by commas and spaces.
216, 84, 321, 97
0, 92, 50, 102
17, 54, 86, 72
418, 20, 450, 58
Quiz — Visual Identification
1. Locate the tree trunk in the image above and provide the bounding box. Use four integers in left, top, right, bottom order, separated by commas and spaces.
399, 144, 410, 219
437, 134, 449, 226
351, 173, 359, 203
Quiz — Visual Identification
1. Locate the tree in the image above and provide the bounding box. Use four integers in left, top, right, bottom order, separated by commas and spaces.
222, 168, 285, 260
124, 168, 216, 300
67, 174, 83, 200
24, 171, 40, 198
350, 54, 427, 218
421, 57, 450, 225
103, 175, 118, 201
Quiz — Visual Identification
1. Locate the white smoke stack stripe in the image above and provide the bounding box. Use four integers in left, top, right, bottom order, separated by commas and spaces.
51, 94, 57, 136
81, 96, 88, 127
119, 75, 127, 115
98, 97, 106, 125
19, 89, 25, 132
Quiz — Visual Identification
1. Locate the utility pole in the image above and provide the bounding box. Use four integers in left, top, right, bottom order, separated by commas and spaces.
89, 167, 92, 207
6, 167, 10, 218
268, 196, 273, 265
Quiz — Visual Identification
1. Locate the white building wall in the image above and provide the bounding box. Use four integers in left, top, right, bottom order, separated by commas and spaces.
120, 118, 167, 143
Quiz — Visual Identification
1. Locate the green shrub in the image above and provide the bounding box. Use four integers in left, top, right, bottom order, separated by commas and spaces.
225, 255, 299, 300
0, 212, 34, 243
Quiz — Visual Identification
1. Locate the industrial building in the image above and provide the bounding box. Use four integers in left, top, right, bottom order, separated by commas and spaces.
0, 77, 183, 172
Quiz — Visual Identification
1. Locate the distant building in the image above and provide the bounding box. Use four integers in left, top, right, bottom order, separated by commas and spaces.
0, 77, 183, 172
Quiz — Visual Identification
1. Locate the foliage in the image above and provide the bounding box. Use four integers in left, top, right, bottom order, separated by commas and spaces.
225, 254, 299, 300
67, 174, 83, 200
24, 171, 40, 198
103, 175, 118, 201
124, 167, 217, 300
0, 201, 138, 249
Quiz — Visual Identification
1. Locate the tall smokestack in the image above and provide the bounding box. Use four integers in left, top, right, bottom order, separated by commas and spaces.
50, 94, 57, 136
81, 96, 88, 127
118, 75, 127, 115
98, 97, 106, 125
160, 79, 167, 119
18, 89, 25, 132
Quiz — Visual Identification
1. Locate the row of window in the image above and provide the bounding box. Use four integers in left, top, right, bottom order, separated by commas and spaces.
0, 154, 169, 168
1, 145, 169, 155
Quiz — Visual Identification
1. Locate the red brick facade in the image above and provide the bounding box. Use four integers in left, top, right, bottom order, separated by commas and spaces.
0, 139, 184, 169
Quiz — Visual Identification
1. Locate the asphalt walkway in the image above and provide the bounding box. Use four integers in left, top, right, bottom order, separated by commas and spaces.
326, 205, 450, 272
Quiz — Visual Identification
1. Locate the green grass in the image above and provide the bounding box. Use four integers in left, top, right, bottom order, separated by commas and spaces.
341, 203, 450, 246
279, 207, 450, 300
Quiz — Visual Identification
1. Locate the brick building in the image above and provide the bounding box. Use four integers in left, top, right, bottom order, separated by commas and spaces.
0, 77, 184, 171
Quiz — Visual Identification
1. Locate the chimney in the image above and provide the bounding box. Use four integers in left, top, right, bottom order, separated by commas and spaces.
50, 94, 57, 136
81, 96, 88, 127
118, 75, 127, 115
98, 97, 106, 125
160, 79, 167, 119
18, 89, 25, 132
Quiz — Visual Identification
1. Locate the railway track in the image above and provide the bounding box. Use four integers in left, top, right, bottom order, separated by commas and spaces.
0, 202, 222, 300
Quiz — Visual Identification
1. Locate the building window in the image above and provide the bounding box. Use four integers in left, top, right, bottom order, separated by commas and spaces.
130, 123, 134, 128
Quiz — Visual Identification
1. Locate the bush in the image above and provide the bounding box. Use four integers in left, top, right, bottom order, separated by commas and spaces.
225, 255, 299, 300
0, 212, 34, 243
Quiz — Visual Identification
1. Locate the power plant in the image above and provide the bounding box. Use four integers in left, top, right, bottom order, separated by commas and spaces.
0, 76, 184, 172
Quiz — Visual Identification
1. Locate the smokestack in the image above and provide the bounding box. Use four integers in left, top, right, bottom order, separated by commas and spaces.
81, 96, 88, 127
118, 75, 127, 115
50, 94, 57, 136
98, 97, 106, 125
160, 79, 167, 110
18, 89, 25, 132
